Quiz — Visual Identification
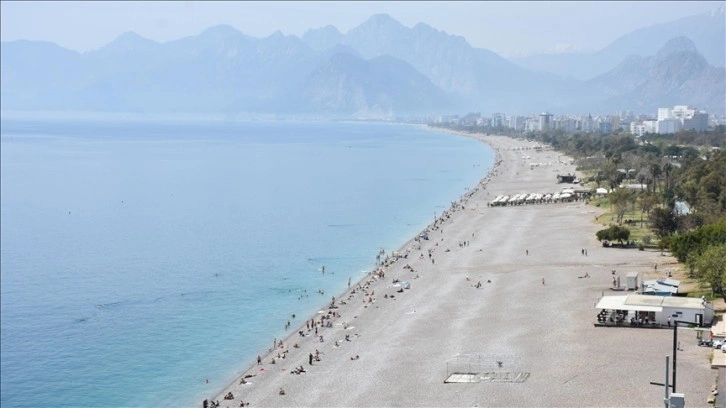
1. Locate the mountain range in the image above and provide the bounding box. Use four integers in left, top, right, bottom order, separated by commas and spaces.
1, 9, 724, 118
511, 5, 725, 80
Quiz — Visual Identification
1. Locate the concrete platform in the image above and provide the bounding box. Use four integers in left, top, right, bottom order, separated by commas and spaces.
712, 348, 726, 368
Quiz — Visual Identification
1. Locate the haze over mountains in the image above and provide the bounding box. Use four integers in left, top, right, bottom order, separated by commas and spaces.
1, 7, 724, 118
511, 5, 725, 80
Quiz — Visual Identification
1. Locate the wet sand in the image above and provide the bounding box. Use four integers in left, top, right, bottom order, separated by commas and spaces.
208, 134, 715, 407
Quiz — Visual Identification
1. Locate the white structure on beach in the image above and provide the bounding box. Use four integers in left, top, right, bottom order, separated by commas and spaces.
596, 294, 714, 327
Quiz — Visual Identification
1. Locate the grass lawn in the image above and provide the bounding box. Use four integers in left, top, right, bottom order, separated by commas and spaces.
588, 196, 658, 245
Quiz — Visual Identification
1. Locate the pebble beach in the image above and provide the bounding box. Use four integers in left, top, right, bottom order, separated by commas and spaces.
208, 133, 715, 407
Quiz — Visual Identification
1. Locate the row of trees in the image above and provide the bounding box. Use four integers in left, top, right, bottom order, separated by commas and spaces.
538, 131, 726, 299
433, 122, 725, 299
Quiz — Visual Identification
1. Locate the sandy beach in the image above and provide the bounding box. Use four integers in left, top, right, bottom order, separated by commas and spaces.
208, 133, 715, 407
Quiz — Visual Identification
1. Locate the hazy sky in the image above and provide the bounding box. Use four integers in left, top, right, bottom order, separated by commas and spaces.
1, 1, 722, 56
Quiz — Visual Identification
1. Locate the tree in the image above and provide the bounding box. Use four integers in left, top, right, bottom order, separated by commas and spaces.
693, 243, 726, 301
649, 207, 678, 238
639, 192, 658, 227
599, 155, 626, 191
670, 220, 726, 262
609, 188, 636, 225
650, 162, 662, 194
596, 225, 631, 245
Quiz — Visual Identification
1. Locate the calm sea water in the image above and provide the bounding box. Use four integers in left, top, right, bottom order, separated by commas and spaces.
0, 118, 493, 407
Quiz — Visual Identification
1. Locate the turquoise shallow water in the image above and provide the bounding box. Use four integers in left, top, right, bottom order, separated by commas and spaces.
0, 119, 493, 407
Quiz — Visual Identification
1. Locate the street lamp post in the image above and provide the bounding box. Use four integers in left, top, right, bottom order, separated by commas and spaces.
649, 319, 695, 396
671, 319, 695, 393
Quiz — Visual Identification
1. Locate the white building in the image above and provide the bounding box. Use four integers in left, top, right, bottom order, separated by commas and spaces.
656, 105, 710, 133
508, 116, 526, 131
683, 111, 709, 132
630, 122, 647, 137
491, 113, 505, 128
657, 118, 683, 134
658, 108, 673, 121
560, 118, 578, 133
643, 120, 658, 134
582, 114, 594, 133
596, 293, 714, 327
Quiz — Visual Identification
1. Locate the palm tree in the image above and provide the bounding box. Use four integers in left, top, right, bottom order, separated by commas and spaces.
650, 162, 662, 194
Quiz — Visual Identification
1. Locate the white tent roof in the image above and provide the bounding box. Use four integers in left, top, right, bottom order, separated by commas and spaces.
595, 295, 662, 312
597, 293, 709, 312
596, 188, 608, 194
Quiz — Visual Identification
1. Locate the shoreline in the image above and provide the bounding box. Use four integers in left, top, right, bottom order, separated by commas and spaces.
207, 131, 714, 407
204, 126, 500, 405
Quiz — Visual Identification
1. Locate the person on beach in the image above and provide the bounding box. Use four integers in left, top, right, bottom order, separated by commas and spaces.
542, 278, 545, 285
257, 355, 261, 365
309, 353, 313, 365
526, 249, 529, 256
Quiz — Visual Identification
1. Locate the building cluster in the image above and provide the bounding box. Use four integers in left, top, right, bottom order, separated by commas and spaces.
429, 105, 722, 135
629, 105, 709, 136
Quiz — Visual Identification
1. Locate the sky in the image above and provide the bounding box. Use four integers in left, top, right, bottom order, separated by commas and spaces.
1, 1, 723, 57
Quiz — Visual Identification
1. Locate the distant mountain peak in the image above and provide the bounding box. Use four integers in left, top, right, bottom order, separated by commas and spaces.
304, 25, 342, 36
91, 30, 158, 54
199, 24, 244, 39
115, 31, 149, 42
656, 36, 699, 59
367, 13, 400, 24
302, 25, 344, 51
106, 31, 158, 47
268, 30, 285, 38
355, 13, 406, 32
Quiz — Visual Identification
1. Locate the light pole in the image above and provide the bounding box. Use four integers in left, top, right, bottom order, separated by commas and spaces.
670, 319, 694, 393
649, 319, 695, 395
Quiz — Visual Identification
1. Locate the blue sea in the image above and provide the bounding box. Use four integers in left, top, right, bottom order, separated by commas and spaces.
0, 118, 493, 407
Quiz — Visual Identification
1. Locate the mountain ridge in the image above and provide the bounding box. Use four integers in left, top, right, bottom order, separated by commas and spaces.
511, 6, 725, 80
2, 13, 723, 117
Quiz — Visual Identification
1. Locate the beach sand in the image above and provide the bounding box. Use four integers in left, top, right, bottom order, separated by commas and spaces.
208, 134, 715, 407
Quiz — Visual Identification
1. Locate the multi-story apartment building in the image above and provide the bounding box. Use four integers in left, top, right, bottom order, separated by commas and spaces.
539, 112, 553, 132
656, 105, 709, 133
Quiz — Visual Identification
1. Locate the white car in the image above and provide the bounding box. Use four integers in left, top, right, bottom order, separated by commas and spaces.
714, 340, 724, 349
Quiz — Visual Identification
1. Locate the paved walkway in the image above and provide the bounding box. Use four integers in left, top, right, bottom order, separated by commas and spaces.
713, 347, 726, 368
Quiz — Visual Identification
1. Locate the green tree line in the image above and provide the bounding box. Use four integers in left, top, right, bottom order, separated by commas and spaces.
432, 122, 726, 299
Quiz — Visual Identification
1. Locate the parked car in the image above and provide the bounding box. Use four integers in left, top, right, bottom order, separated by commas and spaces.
713, 340, 724, 349
699, 338, 713, 347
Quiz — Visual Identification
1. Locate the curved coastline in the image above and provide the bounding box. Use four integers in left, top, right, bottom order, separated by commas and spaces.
206, 130, 713, 407
204, 128, 501, 406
